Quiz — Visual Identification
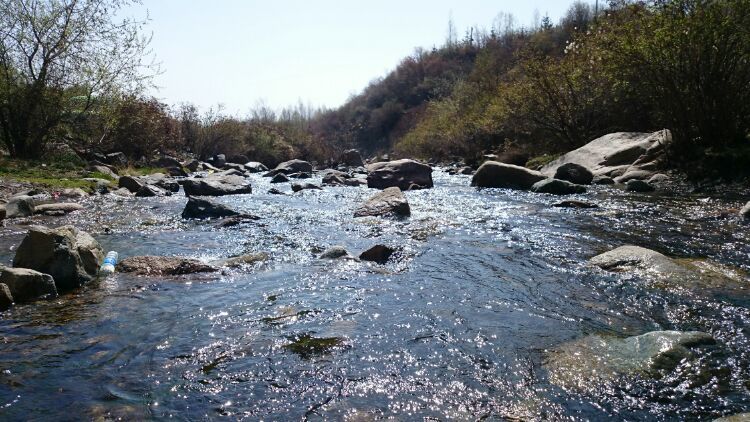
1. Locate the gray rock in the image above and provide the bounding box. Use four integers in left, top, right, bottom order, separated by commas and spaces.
227, 154, 249, 165
270, 173, 290, 184
135, 184, 168, 197
12, 225, 103, 291
0, 204, 5, 220
182, 175, 252, 196
354, 187, 410, 218
647, 173, 670, 185
545, 330, 715, 392
0, 267, 57, 302
183, 159, 200, 172
106, 152, 128, 167
319, 246, 350, 259
740, 201, 750, 220
615, 168, 656, 183
213, 154, 227, 168
59, 188, 90, 199
714, 413, 750, 422
0, 283, 12, 310
182, 196, 242, 219
291, 182, 322, 192
553, 200, 599, 209
155, 155, 181, 168
5, 195, 35, 218
366, 159, 433, 190
89, 164, 118, 179
531, 178, 587, 195
339, 149, 364, 167
274, 159, 313, 175
34, 203, 84, 215
244, 162, 268, 173
590, 245, 683, 273
541, 130, 671, 179
626, 180, 655, 192
118, 256, 218, 276
118, 175, 144, 193
267, 188, 285, 195
471, 161, 546, 190
554, 163, 594, 185
359, 245, 396, 264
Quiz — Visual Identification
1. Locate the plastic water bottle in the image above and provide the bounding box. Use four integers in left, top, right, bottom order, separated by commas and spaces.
99, 251, 118, 276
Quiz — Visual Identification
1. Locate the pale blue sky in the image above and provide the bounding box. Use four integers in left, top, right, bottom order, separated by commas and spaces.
136, 1, 574, 113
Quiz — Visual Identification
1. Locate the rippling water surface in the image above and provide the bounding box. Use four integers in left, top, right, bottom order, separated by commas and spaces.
0, 170, 749, 420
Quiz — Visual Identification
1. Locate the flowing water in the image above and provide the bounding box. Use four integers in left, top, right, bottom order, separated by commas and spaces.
0, 170, 749, 420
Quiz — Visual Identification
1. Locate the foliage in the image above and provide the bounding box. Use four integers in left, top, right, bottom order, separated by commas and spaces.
0, 0, 154, 158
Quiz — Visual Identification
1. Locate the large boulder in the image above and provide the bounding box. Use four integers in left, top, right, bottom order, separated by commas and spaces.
118, 256, 218, 276
274, 159, 313, 175
554, 163, 594, 185
106, 152, 128, 167
155, 155, 181, 168
359, 244, 396, 264
182, 175, 252, 196
354, 187, 410, 218
541, 130, 671, 181
545, 330, 715, 392
531, 178, 587, 195
0, 267, 57, 302
366, 159, 433, 190
339, 149, 364, 167
471, 161, 546, 190
90, 164, 118, 179
182, 196, 242, 219
270, 173, 290, 184
12, 226, 104, 291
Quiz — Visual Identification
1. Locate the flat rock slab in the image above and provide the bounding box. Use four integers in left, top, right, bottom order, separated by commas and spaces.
34, 203, 84, 215
118, 256, 218, 276
183, 175, 252, 196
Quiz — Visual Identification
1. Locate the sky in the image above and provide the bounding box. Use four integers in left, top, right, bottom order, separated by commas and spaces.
133, 0, 573, 114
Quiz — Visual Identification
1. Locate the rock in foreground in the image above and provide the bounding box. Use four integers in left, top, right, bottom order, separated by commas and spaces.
739, 201, 750, 220
366, 159, 433, 190
545, 330, 714, 392
0, 267, 57, 302
354, 187, 410, 218
554, 163, 594, 185
118, 256, 218, 276
13, 226, 103, 291
471, 161, 546, 190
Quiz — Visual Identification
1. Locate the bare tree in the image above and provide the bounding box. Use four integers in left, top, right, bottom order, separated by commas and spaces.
0, 0, 155, 158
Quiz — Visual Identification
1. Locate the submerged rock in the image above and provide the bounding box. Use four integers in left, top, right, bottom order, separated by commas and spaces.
284, 333, 344, 359
267, 188, 285, 195
182, 175, 252, 196
531, 178, 587, 195
12, 225, 103, 291
291, 182, 322, 192
0, 267, 57, 302
359, 244, 396, 264
319, 246, 350, 259
553, 200, 599, 209
0, 283, 12, 310
118, 256, 218, 276
471, 161, 546, 190
554, 163, 594, 185
626, 179, 655, 192
366, 159, 433, 190
590, 245, 684, 273
213, 252, 268, 268
354, 187, 410, 218
182, 196, 242, 219
545, 330, 715, 392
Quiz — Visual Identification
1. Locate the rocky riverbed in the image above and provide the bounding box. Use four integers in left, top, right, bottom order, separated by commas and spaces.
0, 134, 749, 420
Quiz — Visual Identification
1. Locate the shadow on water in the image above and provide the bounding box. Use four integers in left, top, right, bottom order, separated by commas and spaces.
0, 170, 749, 420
